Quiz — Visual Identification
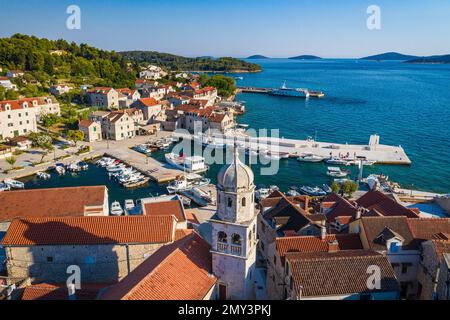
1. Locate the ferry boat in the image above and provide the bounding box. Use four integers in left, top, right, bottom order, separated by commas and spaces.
165, 153, 208, 174
270, 82, 310, 98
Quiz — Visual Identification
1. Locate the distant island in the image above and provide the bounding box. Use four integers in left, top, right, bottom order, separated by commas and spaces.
360, 52, 419, 61
406, 54, 450, 64
288, 55, 322, 60
247, 55, 269, 59
120, 51, 262, 73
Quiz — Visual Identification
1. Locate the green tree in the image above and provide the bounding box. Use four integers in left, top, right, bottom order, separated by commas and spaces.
67, 130, 84, 146
331, 181, 341, 194
41, 113, 60, 131
29, 132, 54, 162
342, 180, 358, 197
5, 156, 17, 169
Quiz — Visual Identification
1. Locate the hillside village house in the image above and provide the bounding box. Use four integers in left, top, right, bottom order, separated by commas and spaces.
117, 88, 141, 108
49, 84, 71, 96
185, 87, 218, 106
101, 111, 136, 141
139, 65, 167, 80
0, 97, 60, 139
135, 79, 159, 91
131, 98, 162, 121
0, 77, 18, 91
87, 87, 119, 109
1, 215, 179, 284
78, 119, 102, 142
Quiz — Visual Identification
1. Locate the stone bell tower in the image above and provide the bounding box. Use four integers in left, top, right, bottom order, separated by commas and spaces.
209, 145, 257, 300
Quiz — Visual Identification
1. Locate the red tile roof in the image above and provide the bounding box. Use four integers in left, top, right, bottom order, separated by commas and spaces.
100, 231, 216, 300
142, 199, 186, 222
138, 97, 160, 107
0, 97, 56, 112
1, 216, 175, 246
276, 234, 363, 264
407, 218, 450, 241
21, 283, 106, 300
78, 119, 94, 128
0, 186, 107, 222
356, 190, 419, 218
286, 250, 399, 298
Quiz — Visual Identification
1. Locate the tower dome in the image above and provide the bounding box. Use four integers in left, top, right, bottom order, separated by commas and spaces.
217, 146, 254, 192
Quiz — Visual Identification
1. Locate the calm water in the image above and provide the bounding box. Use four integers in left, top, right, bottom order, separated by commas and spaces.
23, 59, 450, 204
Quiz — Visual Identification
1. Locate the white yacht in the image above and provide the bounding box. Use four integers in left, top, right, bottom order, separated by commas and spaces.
4, 178, 24, 189
36, 172, 51, 180
165, 153, 208, 174
326, 167, 350, 178
124, 199, 135, 214
325, 157, 350, 165
297, 154, 324, 162
110, 201, 124, 216
167, 175, 211, 194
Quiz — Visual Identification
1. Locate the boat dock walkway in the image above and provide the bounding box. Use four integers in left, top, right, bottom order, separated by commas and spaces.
173, 132, 412, 165
236, 87, 272, 94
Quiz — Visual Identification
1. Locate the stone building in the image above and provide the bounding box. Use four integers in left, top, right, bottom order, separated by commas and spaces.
87, 87, 119, 109
78, 119, 102, 142
1, 215, 178, 284
208, 146, 257, 300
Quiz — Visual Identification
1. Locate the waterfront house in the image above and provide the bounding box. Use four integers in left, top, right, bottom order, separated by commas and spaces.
0, 77, 18, 91
181, 106, 235, 133
1, 215, 178, 284
78, 119, 102, 142
131, 98, 162, 121
87, 87, 119, 109
284, 250, 400, 300
184, 87, 218, 106
0, 97, 60, 139
266, 233, 363, 300
99, 231, 217, 300
101, 111, 136, 141
350, 216, 450, 299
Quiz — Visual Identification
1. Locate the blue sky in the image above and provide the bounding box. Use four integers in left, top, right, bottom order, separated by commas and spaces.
0, 0, 449, 58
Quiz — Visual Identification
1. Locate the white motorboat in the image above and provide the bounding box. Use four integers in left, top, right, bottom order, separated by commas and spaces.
300, 186, 326, 197
0, 182, 11, 192
4, 178, 25, 189
325, 157, 350, 165
195, 134, 226, 149
55, 165, 66, 175
297, 154, 324, 162
77, 161, 89, 170
255, 188, 271, 201
67, 163, 80, 172
322, 184, 333, 194
366, 174, 380, 190
36, 172, 51, 180
165, 153, 208, 174
124, 199, 135, 214
166, 176, 210, 194
327, 167, 350, 178
260, 150, 282, 161
106, 164, 126, 172
110, 201, 124, 216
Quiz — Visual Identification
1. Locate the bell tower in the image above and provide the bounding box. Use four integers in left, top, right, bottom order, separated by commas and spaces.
210, 146, 257, 300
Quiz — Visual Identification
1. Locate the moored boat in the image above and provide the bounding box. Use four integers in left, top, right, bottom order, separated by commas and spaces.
326, 167, 350, 178
4, 178, 25, 189
165, 153, 208, 174
110, 201, 124, 216
297, 153, 324, 162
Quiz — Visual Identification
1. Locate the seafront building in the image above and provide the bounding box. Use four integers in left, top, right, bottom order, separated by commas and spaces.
0, 97, 60, 139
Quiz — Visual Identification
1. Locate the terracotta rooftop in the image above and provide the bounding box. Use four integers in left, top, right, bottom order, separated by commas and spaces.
100, 231, 216, 300
0, 186, 107, 222
407, 218, 450, 241
78, 119, 94, 128
21, 283, 106, 300
286, 250, 399, 298
356, 190, 419, 218
138, 97, 160, 107
142, 199, 186, 222
1, 216, 175, 246
0, 96, 56, 112
276, 234, 363, 265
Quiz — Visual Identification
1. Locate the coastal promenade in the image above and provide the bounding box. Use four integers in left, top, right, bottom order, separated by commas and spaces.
173, 131, 412, 165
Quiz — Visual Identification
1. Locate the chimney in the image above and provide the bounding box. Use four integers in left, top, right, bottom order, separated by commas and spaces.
355, 207, 364, 220
67, 283, 77, 300
320, 223, 327, 240
328, 240, 339, 253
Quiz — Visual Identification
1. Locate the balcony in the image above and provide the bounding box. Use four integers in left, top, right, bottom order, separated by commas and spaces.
216, 243, 243, 256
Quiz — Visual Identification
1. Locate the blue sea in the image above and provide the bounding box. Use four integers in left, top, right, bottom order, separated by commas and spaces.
22, 59, 450, 205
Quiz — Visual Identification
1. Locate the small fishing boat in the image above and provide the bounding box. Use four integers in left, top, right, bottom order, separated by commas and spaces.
166, 176, 210, 194
326, 167, 350, 178
123, 178, 150, 189
300, 186, 327, 197
124, 199, 135, 214
36, 172, 51, 180
325, 157, 350, 165
110, 201, 124, 216
66, 163, 80, 172
297, 154, 324, 162
77, 161, 89, 170
0, 182, 11, 192
4, 178, 25, 189
55, 165, 66, 175
322, 184, 333, 194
